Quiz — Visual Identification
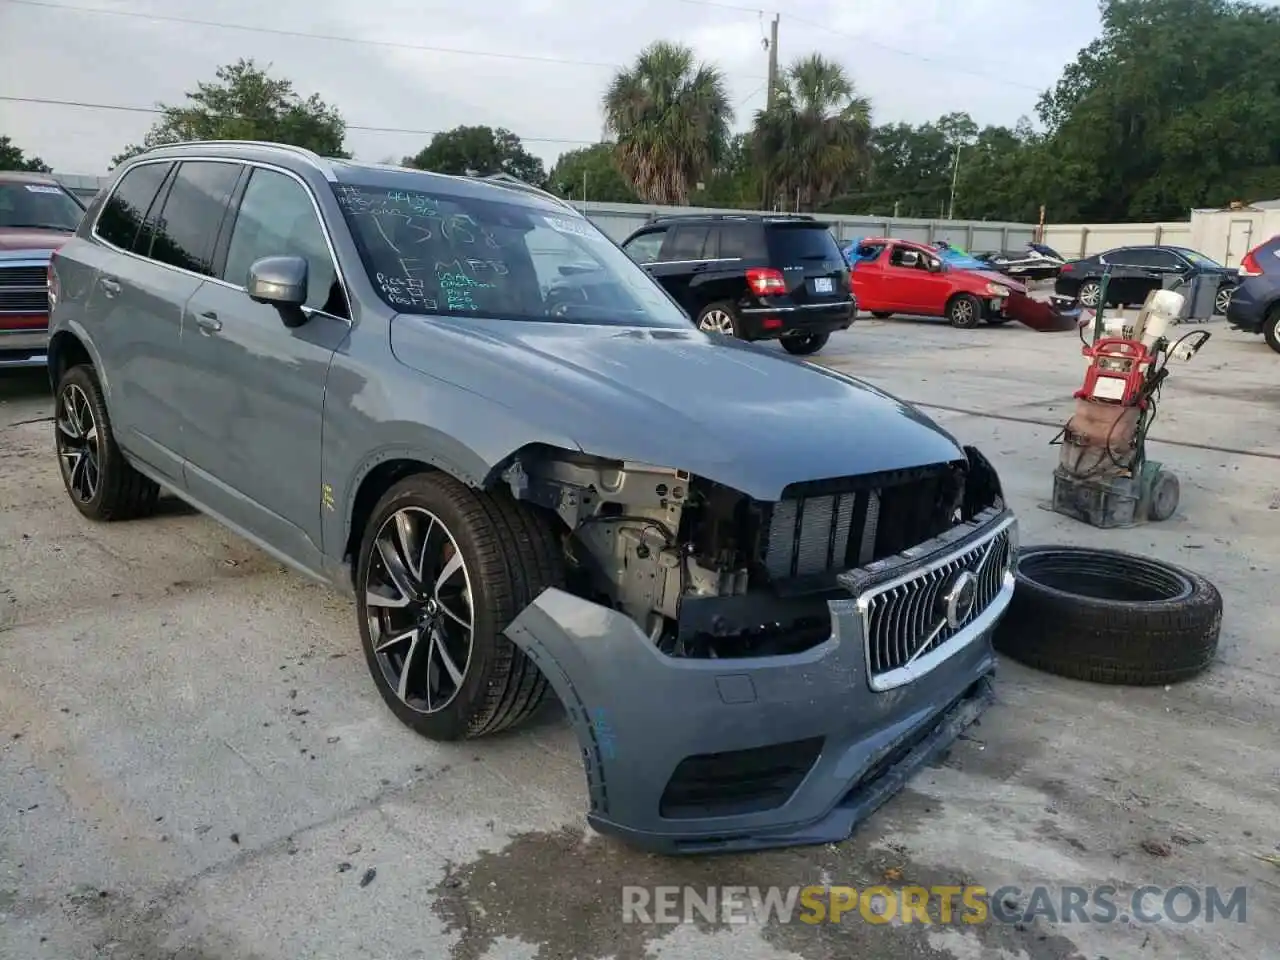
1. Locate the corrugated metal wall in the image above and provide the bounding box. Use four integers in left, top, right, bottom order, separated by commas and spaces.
573, 200, 1037, 253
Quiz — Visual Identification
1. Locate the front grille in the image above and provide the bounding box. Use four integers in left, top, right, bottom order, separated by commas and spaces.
0, 265, 50, 314
862, 522, 1013, 689
0, 266, 48, 288
659, 737, 824, 819
761, 466, 959, 582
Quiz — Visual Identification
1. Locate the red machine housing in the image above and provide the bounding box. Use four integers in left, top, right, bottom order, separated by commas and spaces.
1074, 337, 1153, 407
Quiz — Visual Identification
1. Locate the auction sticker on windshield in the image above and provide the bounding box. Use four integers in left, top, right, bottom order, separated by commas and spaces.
24, 185, 64, 194
543, 215, 604, 241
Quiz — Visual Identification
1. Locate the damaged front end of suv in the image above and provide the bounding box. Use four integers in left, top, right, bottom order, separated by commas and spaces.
502, 442, 1016, 854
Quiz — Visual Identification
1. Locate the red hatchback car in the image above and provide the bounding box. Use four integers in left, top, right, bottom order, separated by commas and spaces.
849, 237, 1029, 329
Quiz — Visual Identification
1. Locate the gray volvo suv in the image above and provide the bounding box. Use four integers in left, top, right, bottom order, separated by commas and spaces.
48, 140, 1018, 853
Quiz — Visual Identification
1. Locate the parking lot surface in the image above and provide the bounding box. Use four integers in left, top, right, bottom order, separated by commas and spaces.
2, 315, 1278, 960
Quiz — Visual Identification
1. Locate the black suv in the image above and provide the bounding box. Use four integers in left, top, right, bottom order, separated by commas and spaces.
619, 214, 855, 355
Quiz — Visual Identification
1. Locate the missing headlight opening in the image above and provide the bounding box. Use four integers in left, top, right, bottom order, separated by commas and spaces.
502, 445, 1005, 661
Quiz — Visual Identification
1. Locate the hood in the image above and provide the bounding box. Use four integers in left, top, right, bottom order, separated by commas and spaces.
390, 317, 965, 501
0, 228, 71, 253
961, 268, 1028, 293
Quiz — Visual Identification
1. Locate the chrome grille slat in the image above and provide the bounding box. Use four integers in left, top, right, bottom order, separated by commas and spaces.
859, 522, 1014, 689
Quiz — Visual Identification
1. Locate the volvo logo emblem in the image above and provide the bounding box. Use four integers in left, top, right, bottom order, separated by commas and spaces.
940, 570, 978, 629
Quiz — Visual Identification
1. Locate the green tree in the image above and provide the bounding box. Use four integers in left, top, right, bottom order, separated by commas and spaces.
406, 125, 547, 187
547, 143, 636, 202
1032, 0, 1280, 220
0, 136, 51, 172
602, 40, 733, 205
693, 133, 762, 209
752, 54, 873, 212
858, 121, 952, 217
112, 59, 349, 167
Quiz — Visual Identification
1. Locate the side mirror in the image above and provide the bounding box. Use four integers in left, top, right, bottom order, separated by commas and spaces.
926, 258, 943, 273
248, 256, 309, 326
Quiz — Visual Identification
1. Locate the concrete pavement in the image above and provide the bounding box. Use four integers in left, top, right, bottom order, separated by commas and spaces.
1, 314, 1277, 960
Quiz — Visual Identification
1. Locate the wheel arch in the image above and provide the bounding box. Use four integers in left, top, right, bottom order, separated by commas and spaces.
47, 329, 95, 391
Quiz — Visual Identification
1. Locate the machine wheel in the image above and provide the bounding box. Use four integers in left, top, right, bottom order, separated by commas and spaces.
356, 472, 564, 741
695, 301, 740, 337
992, 545, 1221, 686
1147, 469, 1180, 522
1077, 281, 1102, 308
947, 294, 983, 329
1214, 284, 1234, 316
1264, 306, 1280, 354
53, 364, 160, 521
781, 332, 830, 355
871, 311, 893, 319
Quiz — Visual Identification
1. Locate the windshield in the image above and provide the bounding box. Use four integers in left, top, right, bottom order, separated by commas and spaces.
939, 247, 989, 270
332, 184, 691, 327
0, 180, 85, 232
1172, 247, 1222, 268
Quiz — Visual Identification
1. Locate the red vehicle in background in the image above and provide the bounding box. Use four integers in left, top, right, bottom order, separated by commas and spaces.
848, 237, 1073, 331
0, 171, 85, 369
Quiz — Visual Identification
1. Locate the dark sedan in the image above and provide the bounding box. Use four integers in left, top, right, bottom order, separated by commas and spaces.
1054, 245, 1237, 315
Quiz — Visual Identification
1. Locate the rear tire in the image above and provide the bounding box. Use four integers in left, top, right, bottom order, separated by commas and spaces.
781, 332, 830, 355
695, 301, 740, 338
947, 294, 983, 329
1264, 305, 1280, 354
356, 472, 564, 741
53, 364, 160, 522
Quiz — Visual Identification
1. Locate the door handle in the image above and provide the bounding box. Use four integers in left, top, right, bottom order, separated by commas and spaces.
99, 276, 120, 297
195, 311, 222, 334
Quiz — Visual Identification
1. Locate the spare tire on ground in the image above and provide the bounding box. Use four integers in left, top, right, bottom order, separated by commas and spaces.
993, 545, 1222, 685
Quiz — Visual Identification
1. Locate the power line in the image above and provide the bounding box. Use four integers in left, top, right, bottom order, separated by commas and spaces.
0, 95, 601, 146
667, 0, 1044, 91
2, 0, 769, 79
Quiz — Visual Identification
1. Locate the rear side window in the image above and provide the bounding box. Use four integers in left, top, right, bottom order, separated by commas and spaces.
663, 225, 710, 261
95, 162, 172, 252
767, 225, 843, 263
716, 223, 766, 260
148, 161, 241, 276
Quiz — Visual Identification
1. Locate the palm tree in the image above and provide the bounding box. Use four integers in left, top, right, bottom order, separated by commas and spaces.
753, 54, 872, 211
602, 41, 733, 205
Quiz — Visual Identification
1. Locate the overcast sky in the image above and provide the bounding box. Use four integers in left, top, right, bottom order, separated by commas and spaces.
1, 0, 1102, 175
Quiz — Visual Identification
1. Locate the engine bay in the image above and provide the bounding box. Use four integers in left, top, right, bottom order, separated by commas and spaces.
502, 446, 1005, 660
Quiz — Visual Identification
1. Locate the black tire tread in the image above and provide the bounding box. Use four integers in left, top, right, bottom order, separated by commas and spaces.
59, 364, 160, 521
1264, 304, 1280, 354
364, 472, 564, 739
993, 545, 1222, 686
781, 332, 830, 355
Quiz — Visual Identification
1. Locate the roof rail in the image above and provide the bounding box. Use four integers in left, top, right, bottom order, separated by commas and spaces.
136, 140, 335, 179
649, 212, 817, 224
477, 172, 579, 213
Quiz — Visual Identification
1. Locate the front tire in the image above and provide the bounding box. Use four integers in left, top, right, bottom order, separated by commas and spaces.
356, 472, 564, 741
947, 294, 983, 329
54, 364, 160, 521
781, 332, 830, 355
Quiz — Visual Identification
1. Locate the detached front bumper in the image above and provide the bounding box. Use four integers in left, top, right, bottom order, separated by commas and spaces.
506, 508, 1016, 855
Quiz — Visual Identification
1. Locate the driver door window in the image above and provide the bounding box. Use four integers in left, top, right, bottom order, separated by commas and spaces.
222, 168, 347, 317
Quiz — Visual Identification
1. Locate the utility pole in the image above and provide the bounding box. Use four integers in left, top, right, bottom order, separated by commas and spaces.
766, 15, 780, 111
762, 14, 779, 210
947, 147, 961, 220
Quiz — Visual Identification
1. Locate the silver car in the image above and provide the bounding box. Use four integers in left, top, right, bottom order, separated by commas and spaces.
47, 140, 1018, 853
